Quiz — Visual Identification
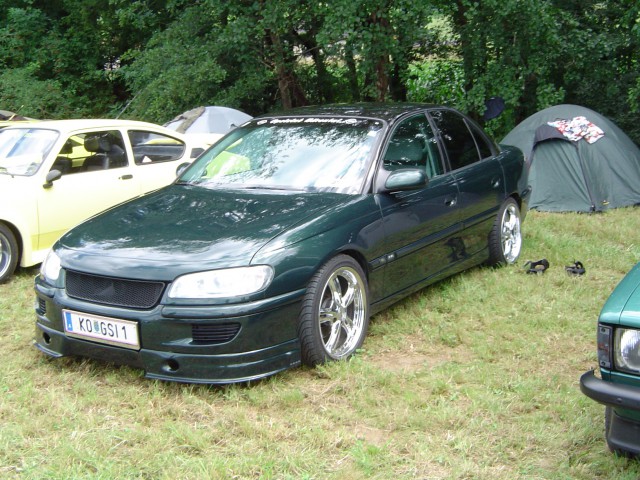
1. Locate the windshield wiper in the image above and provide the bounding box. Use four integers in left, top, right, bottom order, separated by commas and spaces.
239, 184, 305, 192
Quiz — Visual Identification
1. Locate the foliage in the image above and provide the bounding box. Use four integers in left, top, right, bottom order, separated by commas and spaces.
0, 0, 177, 118
318, 0, 435, 102
406, 59, 464, 106
0, 0, 638, 143
557, 0, 640, 143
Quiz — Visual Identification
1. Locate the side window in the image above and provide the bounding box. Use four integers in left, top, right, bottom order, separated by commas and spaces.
382, 114, 443, 178
128, 131, 186, 164
429, 109, 480, 170
51, 130, 127, 175
468, 123, 495, 159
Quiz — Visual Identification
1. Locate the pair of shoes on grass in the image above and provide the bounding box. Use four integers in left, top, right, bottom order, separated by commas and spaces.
524, 259, 585, 276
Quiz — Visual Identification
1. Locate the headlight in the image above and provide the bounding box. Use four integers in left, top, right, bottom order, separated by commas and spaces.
40, 250, 62, 283
614, 328, 640, 374
167, 265, 274, 299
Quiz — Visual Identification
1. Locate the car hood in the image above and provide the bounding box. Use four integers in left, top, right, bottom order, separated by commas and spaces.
0, 175, 37, 214
57, 184, 347, 280
600, 262, 640, 327
0, 172, 34, 186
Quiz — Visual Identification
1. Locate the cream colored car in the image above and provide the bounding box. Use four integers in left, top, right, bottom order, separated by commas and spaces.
0, 119, 195, 282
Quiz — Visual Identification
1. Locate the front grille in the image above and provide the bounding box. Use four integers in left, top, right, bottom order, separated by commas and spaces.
37, 298, 46, 315
65, 270, 165, 309
192, 323, 241, 345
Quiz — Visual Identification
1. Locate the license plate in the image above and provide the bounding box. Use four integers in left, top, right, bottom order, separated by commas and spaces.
63, 310, 140, 350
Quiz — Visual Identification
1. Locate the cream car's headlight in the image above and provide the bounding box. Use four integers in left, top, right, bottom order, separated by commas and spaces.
167, 265, 274, 299
614, 328, 640, 374
40, 250, 62, 284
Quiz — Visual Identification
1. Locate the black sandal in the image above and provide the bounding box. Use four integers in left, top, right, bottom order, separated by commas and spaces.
524, 259, 549, 274
565, 261, 585, 276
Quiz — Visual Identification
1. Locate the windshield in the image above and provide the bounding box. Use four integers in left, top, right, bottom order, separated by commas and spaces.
0, 128, 59, 176
179, 117, 383, 193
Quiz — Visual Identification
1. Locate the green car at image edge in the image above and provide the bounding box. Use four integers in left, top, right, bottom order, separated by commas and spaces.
581, 261, 640, 458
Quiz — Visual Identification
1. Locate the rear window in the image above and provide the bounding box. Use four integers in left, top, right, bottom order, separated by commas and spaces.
128, 131, 186, 164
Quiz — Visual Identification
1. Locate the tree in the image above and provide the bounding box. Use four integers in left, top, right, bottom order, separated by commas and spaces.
1, 0, 638, 145
442, 0, 564, 133
0, 0, 177, 118
319, 0, 434, 102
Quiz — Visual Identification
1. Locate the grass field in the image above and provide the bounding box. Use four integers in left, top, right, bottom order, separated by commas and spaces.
1, 208, 639, 479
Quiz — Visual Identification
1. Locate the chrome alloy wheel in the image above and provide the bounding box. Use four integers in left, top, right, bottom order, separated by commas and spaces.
317, 266, 367, 359
501, 202, 522, 264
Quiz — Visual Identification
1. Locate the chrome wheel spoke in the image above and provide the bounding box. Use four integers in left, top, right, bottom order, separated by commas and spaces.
328, 275, 343, 306
324, 321, 342, 353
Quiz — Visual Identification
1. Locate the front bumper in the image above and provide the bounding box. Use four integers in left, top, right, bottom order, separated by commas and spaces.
580, 370, 640, 456
34, 276, 305, 384
580, 370, 640, 412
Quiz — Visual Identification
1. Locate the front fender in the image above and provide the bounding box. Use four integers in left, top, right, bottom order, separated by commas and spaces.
251, 195, 387, 301
0, 182, 40, 267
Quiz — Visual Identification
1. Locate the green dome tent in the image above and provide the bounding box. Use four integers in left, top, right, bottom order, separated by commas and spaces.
502, 104, 640, 212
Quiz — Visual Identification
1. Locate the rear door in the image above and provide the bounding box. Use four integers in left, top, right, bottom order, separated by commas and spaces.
125, 129, 188, 194
428, 109, 505, 257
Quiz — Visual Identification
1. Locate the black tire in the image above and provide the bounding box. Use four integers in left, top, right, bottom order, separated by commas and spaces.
298, 255, 370, 367
0, 223, 19, 283
488, 198, 522, 266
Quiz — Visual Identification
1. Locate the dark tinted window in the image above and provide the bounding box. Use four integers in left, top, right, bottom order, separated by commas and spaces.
429, 109, 479, 170
468, 123, 494, 159
128, 130, 186, 164
383, 114, 443, 178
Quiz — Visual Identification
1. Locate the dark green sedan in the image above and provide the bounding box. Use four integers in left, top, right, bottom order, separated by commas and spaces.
34, 104, 530, 384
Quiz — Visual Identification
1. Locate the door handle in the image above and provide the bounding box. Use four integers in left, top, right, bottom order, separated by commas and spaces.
444, 196, 457, 207
491, 177, 501, 189
119, 174, 133, 180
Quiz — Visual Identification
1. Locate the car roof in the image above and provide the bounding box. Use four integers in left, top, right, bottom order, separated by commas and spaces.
260, 103, 442, 124
0, 118, 176, 133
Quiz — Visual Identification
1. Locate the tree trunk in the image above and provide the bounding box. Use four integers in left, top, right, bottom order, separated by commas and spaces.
268, 31, 307, 109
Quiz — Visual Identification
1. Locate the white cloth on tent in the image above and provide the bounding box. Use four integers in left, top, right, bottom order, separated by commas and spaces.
547, 116, 605, 144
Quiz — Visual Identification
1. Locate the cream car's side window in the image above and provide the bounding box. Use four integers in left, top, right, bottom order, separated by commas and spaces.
50, 131, 128, 176
127, 130, 186, 165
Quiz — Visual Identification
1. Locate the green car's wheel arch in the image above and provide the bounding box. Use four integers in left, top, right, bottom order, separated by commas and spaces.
298, 254, 370, 366
0, 223, 19, 283
488, 197, 522, 266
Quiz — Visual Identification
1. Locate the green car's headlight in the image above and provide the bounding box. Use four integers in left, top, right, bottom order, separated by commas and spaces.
167, 265, 274, 299
40, 250, 62, 284
614, 328, 640, 374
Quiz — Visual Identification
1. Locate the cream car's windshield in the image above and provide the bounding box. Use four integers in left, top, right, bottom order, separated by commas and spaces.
178, 118, 383, 194
0, 128, 59, 176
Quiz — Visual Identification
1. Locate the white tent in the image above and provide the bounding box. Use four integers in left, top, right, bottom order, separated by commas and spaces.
164, 106, 252, 150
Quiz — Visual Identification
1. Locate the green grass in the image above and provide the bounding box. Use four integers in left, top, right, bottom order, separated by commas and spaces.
1, 208, 640, 479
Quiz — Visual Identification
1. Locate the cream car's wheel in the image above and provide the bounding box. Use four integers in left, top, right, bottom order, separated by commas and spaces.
298, 255, 369, 366
0, 223, 19, 283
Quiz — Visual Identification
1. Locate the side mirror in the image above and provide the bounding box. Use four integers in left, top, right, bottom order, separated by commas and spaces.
176, 162, 191, 177
190, 148, 205, 159
43, 169, 62, 189
382, 168, 428, 193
